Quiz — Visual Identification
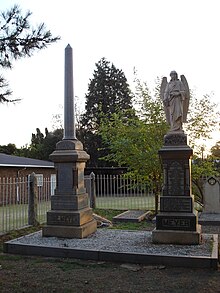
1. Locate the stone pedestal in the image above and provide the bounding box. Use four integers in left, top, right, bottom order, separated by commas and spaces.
42, 139, 97, 239
152, 131, 201, 245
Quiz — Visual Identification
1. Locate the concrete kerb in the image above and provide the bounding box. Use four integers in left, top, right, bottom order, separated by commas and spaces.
3, 230, 219, 270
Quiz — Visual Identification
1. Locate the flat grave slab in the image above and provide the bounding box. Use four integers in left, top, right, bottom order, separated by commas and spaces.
199, 212, 220, 226
113, 210, 151, 223
4, 229, 218, 269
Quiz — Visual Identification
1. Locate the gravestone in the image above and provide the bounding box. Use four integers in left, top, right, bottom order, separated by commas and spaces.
152, 71, 201, 244
42, 45, 97, 238
203, 177, 220, 213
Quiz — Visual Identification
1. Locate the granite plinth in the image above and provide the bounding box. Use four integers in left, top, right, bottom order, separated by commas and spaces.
42, 219, 97, 239
159, 145, 192, 197
51, 194, 89, 210
160, 196, 193, 213
156, 211, 198, 231
46, 207, 93, 226
152, 225, 202, 245
154, 132, 201, 244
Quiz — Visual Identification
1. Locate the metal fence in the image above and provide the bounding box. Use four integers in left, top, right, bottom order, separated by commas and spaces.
0, 173, 156, 234
0, 175, 55, 234
95, 174, 155, 210
0, 177, 29, 233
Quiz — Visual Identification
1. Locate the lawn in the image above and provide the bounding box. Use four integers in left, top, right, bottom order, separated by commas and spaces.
1, 196, 155, 234
96, 195, 156, 210
0, 201, 50, 234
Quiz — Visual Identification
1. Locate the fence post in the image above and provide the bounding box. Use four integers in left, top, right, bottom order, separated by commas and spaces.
28, 173, 39, 226
90, 172, 96, 209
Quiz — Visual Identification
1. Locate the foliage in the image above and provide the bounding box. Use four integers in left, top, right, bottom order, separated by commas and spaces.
0, 4, 60, 102
79, 57, 135, 167
191, 157, 219, 204
192, 157, 218, 182
100, 74, 219, 200
0, 143, 17, 155
100, 77, 168, 193
19, 127, 63, 160
211, 141, 220, 158
185, 93, 220, 154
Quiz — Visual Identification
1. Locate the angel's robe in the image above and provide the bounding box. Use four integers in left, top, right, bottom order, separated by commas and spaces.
164, 79, 186, 131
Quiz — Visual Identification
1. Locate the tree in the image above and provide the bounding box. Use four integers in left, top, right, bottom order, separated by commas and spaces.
185, 93, 220, 155
100, 75, 219, 206
0, 143, 17, 155
211, 141, 220, 158
100, 77, 168, 192
79, 57, 135, 167
19, 128, 63, 160
191, 157, 218, 205
0, 4, 60, 102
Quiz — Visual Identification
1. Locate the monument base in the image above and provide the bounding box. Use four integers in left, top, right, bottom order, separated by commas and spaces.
42, 206, 97, 239
42, 219, 97, 239
152, 225, 202, 245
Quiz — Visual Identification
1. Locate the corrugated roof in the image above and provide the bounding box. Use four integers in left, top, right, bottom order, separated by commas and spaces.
0, 153, 54, 168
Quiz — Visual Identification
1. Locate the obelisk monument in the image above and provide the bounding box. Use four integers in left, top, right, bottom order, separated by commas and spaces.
42, 44, 97, 238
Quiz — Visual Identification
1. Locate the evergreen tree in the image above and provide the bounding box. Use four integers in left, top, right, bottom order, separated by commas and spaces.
0, 5, 60, 102
80, 57, 135, 167
19, 128, 63, 160
0, 143, 17, 155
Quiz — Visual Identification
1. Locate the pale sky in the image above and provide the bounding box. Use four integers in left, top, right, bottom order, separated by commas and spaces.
0, 0, 220, 149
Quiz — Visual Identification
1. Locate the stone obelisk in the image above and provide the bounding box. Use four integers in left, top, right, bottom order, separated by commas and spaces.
42, 44, 97, 238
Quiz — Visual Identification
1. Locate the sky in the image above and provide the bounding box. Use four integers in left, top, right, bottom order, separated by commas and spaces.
0, 0, 220, 150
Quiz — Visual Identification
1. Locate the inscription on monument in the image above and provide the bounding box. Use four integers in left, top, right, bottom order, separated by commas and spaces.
47, 213, 79, 226
168, 161, 184, 195
162, 218, 190, 228
160, 197, 192, 212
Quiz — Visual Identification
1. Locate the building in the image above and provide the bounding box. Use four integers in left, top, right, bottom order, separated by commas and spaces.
0, 153, 55, 179
0, 153, 56, 205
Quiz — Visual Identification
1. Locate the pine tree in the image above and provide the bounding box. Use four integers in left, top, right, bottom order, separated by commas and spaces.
0, 5, 60, 102
79, 57, 134, 167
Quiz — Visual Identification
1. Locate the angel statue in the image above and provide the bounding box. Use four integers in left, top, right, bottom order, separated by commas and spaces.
160, 71, 190, 132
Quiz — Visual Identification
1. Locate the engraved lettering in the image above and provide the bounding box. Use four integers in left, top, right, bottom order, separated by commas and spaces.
162, 218, 190, 228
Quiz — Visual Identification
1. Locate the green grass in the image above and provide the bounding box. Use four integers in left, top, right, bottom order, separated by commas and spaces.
96, 195, 155, 210
93, 208, 155, 231
110, 221, 153, 230
0, 225, 42, 252
1, 196, 155, 233
0, 201, 50, 233
93, 208, 124, 221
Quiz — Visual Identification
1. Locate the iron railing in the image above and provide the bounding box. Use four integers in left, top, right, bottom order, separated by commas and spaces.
0, 173, 156, 234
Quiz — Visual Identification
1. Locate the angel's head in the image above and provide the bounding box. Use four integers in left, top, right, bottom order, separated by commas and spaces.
170, 70, 178, 80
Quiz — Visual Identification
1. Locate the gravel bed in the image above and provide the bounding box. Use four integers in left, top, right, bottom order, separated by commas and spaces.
9, 229, 214, 257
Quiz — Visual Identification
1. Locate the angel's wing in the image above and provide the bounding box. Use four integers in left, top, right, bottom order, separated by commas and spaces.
180, 75, 190, 123
160, 77, 170, 125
